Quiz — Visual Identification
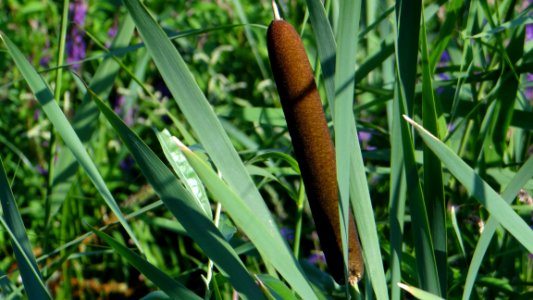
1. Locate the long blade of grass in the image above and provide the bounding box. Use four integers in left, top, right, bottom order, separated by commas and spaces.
122, 0, 316, 297
394, 0, 440, 294
305, 0, 336, 109
92, 228, 202, 300
462, 154, 533, 300
333, 0, 361, 287
306, 0, 388, 296
389, 86, 407, 300
88, 89, 263, 299
0, 31, 143, 254
175, 139, 318, 300
47, 14, 135, 225
420, 7, 447, 297
404, 115, 533, 253
0, 156, 51, 299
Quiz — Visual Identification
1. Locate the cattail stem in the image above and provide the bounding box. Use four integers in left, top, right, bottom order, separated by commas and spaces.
266, 17, 364, 284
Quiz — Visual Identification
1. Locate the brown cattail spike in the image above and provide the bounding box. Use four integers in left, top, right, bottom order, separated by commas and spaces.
266, 19, 364, 284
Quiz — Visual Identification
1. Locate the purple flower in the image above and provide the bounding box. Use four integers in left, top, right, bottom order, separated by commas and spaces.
120, 155, 135, 171
34, 109, 41, 121
113, 95, 135, 126
439, 51, 451, 65
66, 0, 87, 71
358, 131, 372, 143
114, 95, 126, 114
106, 23, 118, 48
36, 165, 48, 177
307, 252, 326, 264
447, 122, 456, 132
70, 1, 87, 26
280, 227, 294, 242
526, 24, 533, 41
436, 50, 453, 94
526, 73, 533, 101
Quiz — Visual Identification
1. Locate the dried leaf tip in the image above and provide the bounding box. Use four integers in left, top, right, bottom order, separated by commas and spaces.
271, 0, 281, 20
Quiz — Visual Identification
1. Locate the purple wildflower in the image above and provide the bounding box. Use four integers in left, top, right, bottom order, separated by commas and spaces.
439, 51, 451, 64
105, 22, 118, 48
113, 95, 135, 126
66, 0, 88, 71
114, 95, 126, 114
120, 155, 135, 171
307, 252, 326, 264
36, 165, 48, 177
280, 227, 294, 242
358, 131, 372, 143
526, 73, 533, 101
34, 109, 41, 121
436, 51, 452, 95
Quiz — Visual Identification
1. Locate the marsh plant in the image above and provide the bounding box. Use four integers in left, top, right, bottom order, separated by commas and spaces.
0, 0, 532, 299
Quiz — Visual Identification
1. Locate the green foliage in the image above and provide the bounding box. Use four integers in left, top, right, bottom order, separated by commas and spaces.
0, 0, 532, 299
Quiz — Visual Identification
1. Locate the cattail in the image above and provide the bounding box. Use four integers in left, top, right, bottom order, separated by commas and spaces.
266, 2, 363, 284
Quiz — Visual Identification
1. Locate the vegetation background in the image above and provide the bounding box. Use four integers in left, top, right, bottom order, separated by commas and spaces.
0, 0, 532, 299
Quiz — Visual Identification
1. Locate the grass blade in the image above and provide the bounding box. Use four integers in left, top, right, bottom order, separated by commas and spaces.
0, 156, 51, 299
394, 0, 440, 294
420, 6, 447, 296
334, 0, 361, 287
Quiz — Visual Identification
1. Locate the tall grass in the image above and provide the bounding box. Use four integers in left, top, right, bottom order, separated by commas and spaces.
0, 0, 532, 299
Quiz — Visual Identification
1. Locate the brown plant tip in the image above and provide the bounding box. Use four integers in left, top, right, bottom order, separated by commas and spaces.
267, 20, 364, 284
